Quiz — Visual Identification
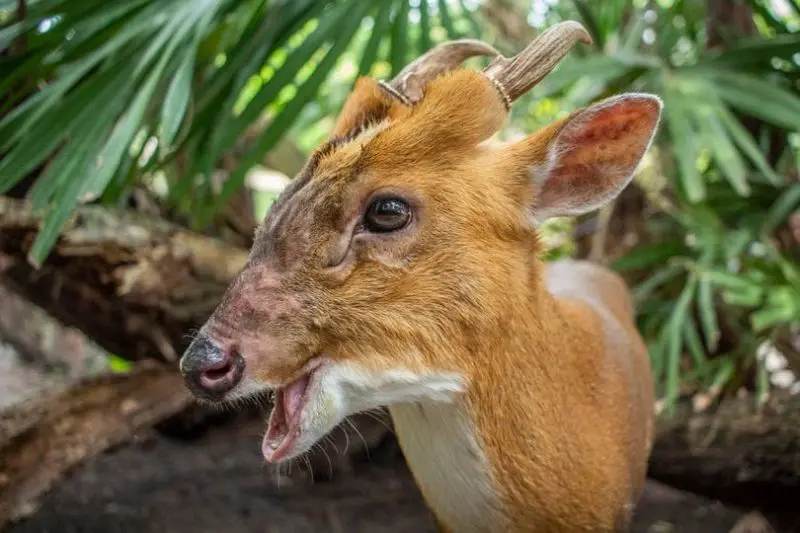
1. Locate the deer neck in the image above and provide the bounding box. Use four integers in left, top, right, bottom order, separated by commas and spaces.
389, 270, 569, 532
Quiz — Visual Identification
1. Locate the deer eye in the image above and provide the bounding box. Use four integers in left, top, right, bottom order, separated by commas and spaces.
364, 197, 411, 233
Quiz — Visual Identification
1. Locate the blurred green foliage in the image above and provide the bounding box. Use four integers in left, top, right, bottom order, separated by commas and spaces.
1, 0, 799, 407
531, 0, 800, 408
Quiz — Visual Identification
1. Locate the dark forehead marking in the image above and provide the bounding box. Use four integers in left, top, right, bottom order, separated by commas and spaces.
264, 117, 382, 222
253, 119, 380, 267
263, 84, 395, 221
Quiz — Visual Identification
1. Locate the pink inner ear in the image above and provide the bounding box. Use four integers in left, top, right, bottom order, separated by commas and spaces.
537, 95, 661, 216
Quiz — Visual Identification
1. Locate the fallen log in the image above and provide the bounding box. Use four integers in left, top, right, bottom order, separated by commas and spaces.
0, 196, 248, 363
0, 362, 191, 526
650, 391, 800, 526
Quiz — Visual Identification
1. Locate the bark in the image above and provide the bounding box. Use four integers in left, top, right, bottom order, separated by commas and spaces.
0, 196, 248, 363
0, 362, 191, 526
650, 391, 800, 522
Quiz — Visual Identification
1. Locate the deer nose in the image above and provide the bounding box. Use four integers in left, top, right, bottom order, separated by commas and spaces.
180, 335, 245, 399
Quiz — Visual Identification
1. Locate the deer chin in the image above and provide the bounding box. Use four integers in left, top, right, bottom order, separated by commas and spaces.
259, 357, 468, 463
261, 362, 329, 463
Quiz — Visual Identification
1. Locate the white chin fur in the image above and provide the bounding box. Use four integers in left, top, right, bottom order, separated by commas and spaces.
244, 359, 468, 461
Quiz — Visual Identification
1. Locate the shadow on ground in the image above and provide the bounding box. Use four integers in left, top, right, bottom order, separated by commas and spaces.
6, 413, 752, 533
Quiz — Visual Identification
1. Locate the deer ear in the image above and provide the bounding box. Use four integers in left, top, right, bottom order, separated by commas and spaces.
526, 93, 662, 221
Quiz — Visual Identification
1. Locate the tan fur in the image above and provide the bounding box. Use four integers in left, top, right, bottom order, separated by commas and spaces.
190, 33, 660, 533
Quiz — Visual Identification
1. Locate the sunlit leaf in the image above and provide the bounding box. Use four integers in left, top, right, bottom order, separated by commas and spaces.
358, 1, 392, 76
390, 0, 410, 77
662, 78, 706, 202
418, 0, 432, 54
160, 48, 196, 149
208, 0, 373, 223
695, 104, 750, 196
437, 0, 458, 38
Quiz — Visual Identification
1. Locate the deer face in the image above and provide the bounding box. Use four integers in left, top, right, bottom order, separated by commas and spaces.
179, 22, 662, 464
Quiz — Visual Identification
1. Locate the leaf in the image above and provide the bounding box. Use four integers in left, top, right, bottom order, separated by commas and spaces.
458, 0, 481, 39
714, 102, 783, 186
683, 319, 708, 379
696, 251, 720, 353
537, 55, 631, 99
0, 59, 135, 195
85, 51, 170, 199
611, 240, 689, 272
705, 33, 800, 67
390, 0, 410, 77
664, 277, 697, 408
709, 70, 800, 131
662, 78, 706, 203
571, 0, 604, 49
632, 264, 685, 304
703, 268, 762, 291
355, 4, 390, 77
171, 0, 319, 201
621, 9, 648, 53
108, 354, 135, 374
26, 117, 113, 267
209, 1, 350, 166
761, 184, 800, 236
418, 0, 432, 54
206, 0, 372, 223
721, 286, 764, 308
751, 302, 797, 332
437, 0, 458, 38
708, 356, 735, 395
0, 20, 35, 51
160, 48, 195, 149
698, 105, 750, 196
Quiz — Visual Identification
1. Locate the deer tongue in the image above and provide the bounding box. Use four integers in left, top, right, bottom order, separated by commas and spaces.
263, 374, 310, 461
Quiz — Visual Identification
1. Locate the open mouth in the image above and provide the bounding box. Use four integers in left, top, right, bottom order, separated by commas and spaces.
262, 369, 317, 463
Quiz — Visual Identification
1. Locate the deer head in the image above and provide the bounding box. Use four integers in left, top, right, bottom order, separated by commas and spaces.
179, 21, 662, 463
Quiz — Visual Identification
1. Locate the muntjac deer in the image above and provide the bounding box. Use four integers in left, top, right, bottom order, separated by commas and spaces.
180, 21, 659, 532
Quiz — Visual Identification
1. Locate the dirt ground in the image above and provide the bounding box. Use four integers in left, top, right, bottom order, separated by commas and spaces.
7, 413, 752, 533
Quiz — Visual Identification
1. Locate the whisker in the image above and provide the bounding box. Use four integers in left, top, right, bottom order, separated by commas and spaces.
345, 418, 370, 461
324, 434, 341, 455
320, 443, 333, 479
362, 410, 395, 434
339, 424, 351, 456
302, 453, 314, 484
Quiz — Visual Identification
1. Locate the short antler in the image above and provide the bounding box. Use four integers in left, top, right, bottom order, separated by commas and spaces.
381, 39, 501, 105
484, 21, 592, 109
379, 21, 591, 110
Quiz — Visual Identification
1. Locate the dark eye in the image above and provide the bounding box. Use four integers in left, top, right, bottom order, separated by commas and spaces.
364, 197, 411, 233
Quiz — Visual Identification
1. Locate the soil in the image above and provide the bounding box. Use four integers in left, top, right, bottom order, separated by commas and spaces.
7, 413, 751, 533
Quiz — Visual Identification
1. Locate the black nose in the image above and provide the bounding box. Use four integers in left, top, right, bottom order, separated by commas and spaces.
180, 335, 244, 400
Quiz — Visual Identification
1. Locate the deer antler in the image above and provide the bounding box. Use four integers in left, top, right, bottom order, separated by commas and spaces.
379, 21, 591, 110
484, 21, 592, 109
380, 39, 501, 105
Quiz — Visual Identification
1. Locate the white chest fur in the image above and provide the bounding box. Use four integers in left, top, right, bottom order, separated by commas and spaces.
389, 400, 504, 532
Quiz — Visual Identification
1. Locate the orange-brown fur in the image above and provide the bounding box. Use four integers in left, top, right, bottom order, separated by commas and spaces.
198, 58, 658, 532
